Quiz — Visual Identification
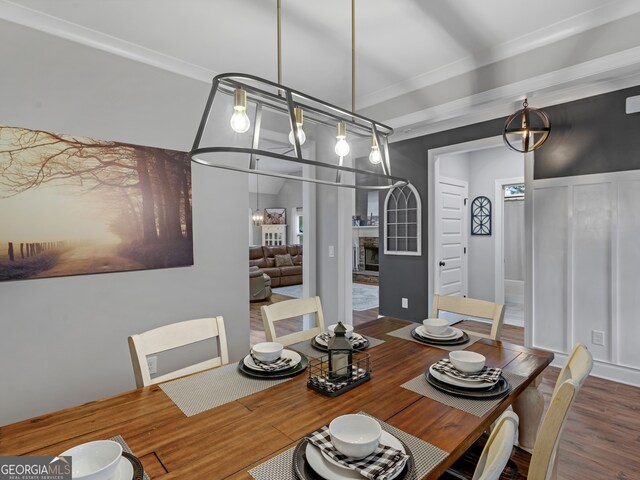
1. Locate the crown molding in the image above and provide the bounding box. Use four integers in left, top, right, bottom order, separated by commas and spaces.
358, 0, 640, 109
0, 0, 215, 83
386, 46, 640, 142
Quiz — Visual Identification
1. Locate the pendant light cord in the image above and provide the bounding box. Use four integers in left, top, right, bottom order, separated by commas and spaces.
352, 0, 356, 113
277, 0, 282, 86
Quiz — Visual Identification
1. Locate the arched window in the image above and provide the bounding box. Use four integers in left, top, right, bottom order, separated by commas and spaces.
384, 184, 421, 255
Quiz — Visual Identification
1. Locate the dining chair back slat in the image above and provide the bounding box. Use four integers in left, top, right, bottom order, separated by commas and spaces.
128, 316, 229, 388
431, 295, 505, 341
261, 296, 325, 346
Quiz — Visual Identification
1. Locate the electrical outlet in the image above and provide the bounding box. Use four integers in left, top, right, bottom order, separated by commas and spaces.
401, 298, 408, 309
147, 355, 157, 375
591, 330, 605, 346
328, 245, 335, 258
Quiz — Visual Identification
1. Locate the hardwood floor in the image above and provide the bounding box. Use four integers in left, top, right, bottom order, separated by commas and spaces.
249, 302, 640, 480
249, 292, 378, 346
452, 319, 640, 480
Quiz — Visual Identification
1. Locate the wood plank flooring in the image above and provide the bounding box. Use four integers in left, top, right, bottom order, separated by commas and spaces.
249, 299, 640, 479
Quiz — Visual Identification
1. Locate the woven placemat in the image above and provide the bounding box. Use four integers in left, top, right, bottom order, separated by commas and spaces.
289, 335, 385, 359
159, 362, 293, 417
110, 435, 150, 480
401, 371, 527, 417
387, 324, 482, 351
248, 412, 448, 480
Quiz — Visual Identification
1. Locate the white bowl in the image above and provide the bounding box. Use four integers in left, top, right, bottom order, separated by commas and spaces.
328, 323, 354, 338
329, 414, 382, 459
449, 351, 486, 373
423, 318, 449, 335
252, 342, 283, 363
60, 440, 122, 480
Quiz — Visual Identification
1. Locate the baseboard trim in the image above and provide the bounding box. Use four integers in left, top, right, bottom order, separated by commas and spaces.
549, 351, 640, 387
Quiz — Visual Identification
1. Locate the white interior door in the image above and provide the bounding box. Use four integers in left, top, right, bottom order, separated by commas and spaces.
435, 176, 468, 297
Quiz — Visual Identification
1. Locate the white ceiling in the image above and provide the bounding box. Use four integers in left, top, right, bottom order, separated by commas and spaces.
3, 0, 640, 139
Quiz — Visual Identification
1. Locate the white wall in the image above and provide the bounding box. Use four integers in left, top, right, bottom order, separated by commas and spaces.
438, 147, 523, 303
532, 170, 640, 386
467, 147, 523, 302
439, 151, 470, 182
0, 20, 249, 424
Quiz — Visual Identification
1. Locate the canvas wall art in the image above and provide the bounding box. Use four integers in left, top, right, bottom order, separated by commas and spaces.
0, 125, 193, 281
263, 208, 286, 225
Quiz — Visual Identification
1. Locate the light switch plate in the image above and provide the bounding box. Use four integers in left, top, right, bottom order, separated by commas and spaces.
402, 298, 408, 308
328, 245, 335, 257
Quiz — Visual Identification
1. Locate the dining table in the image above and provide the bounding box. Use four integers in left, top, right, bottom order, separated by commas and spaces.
0, 317, 554, 479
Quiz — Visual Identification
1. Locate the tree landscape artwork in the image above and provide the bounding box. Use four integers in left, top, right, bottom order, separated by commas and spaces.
0, 125, 193, 281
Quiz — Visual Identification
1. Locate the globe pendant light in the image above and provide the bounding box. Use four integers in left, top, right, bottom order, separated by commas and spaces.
503, 98, 550, 153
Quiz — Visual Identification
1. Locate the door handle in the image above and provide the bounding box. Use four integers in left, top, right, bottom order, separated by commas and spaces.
439, 261, 446, 267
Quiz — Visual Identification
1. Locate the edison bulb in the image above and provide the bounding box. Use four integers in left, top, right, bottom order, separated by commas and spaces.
335, 138, 350, 157
230, 108, 250, 133
288, 127, 306, 146
369, 145, 382, 164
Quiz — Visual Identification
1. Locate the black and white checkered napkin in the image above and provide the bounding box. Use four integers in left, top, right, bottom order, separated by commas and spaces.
308, 367, 368, 393
307, 425, 409, 480
318, 332, 368, 349
432, 359, 501, 382
249, 351, 292, 372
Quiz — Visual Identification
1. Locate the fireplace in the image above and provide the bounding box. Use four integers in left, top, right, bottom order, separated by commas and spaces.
364, 245, 379, 271
358, 237, 379, 272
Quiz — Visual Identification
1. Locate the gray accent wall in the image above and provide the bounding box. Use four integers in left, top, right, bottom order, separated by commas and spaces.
0, 21, 249, 425
381, 84, 640, 321
534, 85, 640, 179
380, 119, 512, 321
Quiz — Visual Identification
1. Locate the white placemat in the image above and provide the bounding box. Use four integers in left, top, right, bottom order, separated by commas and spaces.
401, 371, 527, 417
248, 412, 448, 480
289, 335, 385, 359
110, 435, 150, 480
159, 362, 293, 417
387, 324, 482, 351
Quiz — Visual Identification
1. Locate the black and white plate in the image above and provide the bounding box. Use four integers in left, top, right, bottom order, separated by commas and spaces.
243, 349, 302, 372
293, 434, 415, 480
425, 369, 511, 399
311, 334, 370, 352
415, 325, 462, 340
411, 327, 470, 346
238, 355, 308, 379
428, 365, 498, 390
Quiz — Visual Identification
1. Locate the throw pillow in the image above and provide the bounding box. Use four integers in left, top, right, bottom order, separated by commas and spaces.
274, 254, 294, 267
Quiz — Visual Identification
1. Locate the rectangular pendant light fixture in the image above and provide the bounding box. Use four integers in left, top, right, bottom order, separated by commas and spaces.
190, 73, 409, 190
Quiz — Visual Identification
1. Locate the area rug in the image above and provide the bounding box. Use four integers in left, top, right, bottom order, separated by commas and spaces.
272, 283, 379, 311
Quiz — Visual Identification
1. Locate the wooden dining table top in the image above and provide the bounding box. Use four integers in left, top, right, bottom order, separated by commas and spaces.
0, 318, 553, 480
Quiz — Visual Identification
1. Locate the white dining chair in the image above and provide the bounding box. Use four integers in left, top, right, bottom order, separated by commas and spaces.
473, 410, 520, 480
442, 410, 519, 480
431, 294, 505, 341
128, 316, 229, 388
526, 343, 593, 480
261, 296, 325, 346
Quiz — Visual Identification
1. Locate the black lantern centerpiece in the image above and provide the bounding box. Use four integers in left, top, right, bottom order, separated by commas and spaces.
328, 322, 353, 380
307, 321, 371, 397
